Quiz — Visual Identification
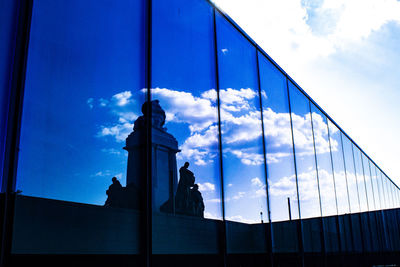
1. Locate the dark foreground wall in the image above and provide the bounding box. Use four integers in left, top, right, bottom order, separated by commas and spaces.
8, 195, 400, 266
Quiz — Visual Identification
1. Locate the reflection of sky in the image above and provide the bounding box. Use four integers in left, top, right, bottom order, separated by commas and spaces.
17, 0, 145, 204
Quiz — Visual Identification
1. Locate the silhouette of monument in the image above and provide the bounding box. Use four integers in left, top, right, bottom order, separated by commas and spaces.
105, 100, 204, 217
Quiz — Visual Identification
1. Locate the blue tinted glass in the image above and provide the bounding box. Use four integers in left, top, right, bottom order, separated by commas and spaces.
216, 12, 268, 255
0, 0, 18, 192
258, 53, 299, 253
14, 0, 145, 254
288, 82, 320, 220
367, 160, 379, 210
341, 135, 360, 213
362, 155, 375, 211
151, 0, 222, 255
379, 172, 387, 209
352, 146, 368, 212
258, 53, 298, 223
310, 105, 337, 217
327, 120, 350, 215
373, 165, 383, 210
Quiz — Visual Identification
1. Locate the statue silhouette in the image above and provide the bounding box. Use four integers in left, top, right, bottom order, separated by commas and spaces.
175, 162, 195, 213
190, 184, 205, 218
105, 177, 123, 207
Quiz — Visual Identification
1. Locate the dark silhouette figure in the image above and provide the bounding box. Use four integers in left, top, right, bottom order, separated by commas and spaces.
105, 177, 122, 207
190, 184, 205, 218
175, 162, 195, 213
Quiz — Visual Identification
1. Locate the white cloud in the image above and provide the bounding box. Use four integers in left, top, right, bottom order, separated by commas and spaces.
226, 215, 259, 224
98, 122, 134, 142
230, 150, 264, 166
87, 98, 94, 109
198, 182, 216, 192
112, 91, 132, 106
251, 177, 264, 187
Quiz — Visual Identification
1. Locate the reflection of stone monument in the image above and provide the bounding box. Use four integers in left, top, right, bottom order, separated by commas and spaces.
124, 100, 180, 211
105, 100, 205, 217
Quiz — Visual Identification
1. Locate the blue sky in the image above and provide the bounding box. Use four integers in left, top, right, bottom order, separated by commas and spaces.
212, 0, 400, 187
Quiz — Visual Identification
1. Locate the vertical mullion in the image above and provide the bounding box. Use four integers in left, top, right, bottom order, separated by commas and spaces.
286, 80, 304, 267
309, 103, 326, 263
255, 50, 274, 267
212, 8, 227, 267
0, 1, 33, 266
144, 0, 152, 265
339, 132, 355, 251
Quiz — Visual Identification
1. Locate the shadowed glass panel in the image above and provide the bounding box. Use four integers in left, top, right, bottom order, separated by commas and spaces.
352, 146, 368, 212
258, 52, 299, 253
0, 0, 19, 191
14, 0, 146, 255
151, 0, 222, 255
216, 12, 268, 256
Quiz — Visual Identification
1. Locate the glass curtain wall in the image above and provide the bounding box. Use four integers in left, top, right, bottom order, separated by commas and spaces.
13, 0, 146, 256
150, 0, 222, 257
258, 52, 299, 253
215, 11, 269, 257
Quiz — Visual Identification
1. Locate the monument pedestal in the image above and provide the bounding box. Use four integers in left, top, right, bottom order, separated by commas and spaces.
124, 100, 179, 212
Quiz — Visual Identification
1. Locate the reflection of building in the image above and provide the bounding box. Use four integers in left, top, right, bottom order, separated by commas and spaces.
1, 0, 400, 266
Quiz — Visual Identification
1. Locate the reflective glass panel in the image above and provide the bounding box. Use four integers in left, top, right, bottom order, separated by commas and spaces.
258, 53, 298, 222
216, 12, 268, 256
373, 165, 383, 210
352, 146, 368, 212
362, 154, 375, 211
310, 105, 337, 217
258, 52, 299, 253
327, 120, 349, 215
151, 0, 222, 255
341, 134, 359, 213
14, 0, 146, 255
310, 105, 338, 252
369, 161, 380, 210
288, 82, 322, 253
288, 83, 320, 219
379, 171, 387, 209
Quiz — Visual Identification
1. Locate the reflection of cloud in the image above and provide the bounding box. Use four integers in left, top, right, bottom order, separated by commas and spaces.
112, 91, 132, 106
151, 88, 217, 132
87, 98, 94, 109
198, 182, 216, 192
93, 91, 139, 142
226, 215, 258, 224
92, 170, 122, 179
98, 122, 134, 142
251, 177, 263, 187
101, 148, 121, 155
230, 150, 264, 165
